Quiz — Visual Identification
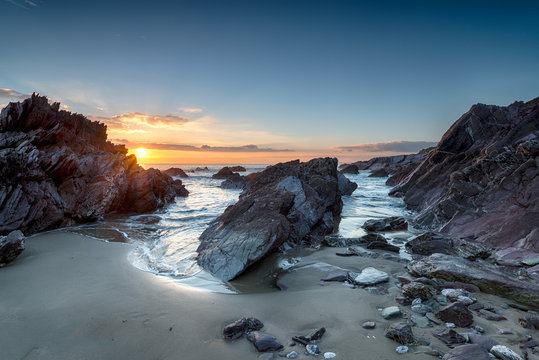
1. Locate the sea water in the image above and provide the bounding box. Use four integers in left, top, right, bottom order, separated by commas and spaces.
65, 164, 419, 292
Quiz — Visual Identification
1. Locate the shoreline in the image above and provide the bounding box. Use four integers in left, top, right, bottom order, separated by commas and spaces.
1, 231, 534, 359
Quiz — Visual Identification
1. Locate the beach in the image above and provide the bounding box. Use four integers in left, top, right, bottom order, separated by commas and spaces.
1, 231, 533, 360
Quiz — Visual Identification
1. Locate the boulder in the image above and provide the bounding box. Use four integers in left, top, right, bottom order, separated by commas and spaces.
0, 230, 25, 266
408, 253, 539, 307
381, 306, 401, 319
228, 166, 246, 172
402, 282, 436, 300
431, 329, 466, 345
467, 333, 499, 351
384, 322, 414, 344
368, 169, 390, 177
162, 167, 188, 178
220, 174, 247, 190
337, 173, 357, 195
198, 158, 346, 280
362, 216, 408, 232
223, 317, 264, 340
0, 95, 188, 235
212, 167, 240, 179
354, 267, 389, 285
490, 345, 523, 360
340, 164, 359, 174
442, 344, 490, 360
405, 232, 454, 256
435, 302, 473, 328
246, 332, 283, 352
390, 98, 539, 255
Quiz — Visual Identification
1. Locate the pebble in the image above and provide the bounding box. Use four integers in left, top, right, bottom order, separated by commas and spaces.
286, 351, 298, 359
490, 345, 523, 360
362, 321, 376, 329
354, 267, 390, 285
497, 328, 513, 335
324, 352, 336, 359
396, 346, 409, 354
473, 325, 485, 333
381, 306, 401, 319
412, 298, 422, 305
411, 304, 431, 315
306, 344, 320, 355
411, 314, 431, 328
446, 322, 456, 328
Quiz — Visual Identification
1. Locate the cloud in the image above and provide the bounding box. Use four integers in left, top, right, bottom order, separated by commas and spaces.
333, 140, 437, 153
5, 0, 37, 9
121, 141, 293, 152
0, 88, 31, 100
179, 107, 203, 114
89, 112, 189, 133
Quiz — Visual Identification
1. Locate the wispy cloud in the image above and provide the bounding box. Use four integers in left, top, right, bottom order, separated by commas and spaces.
333, 140, 437, 153
0, 88, 31, 100
118, 141, 293, 152
179, 107, 203, 114
89, 112, 189, 133
5, 0, 37, 9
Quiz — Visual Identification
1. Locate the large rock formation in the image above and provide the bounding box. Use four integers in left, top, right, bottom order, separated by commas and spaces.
0, 94, 188, 235
390, 98, 539, 256
197, 158, 355, 280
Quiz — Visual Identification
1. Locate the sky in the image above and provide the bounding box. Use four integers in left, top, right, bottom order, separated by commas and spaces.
1, 0, 538, 164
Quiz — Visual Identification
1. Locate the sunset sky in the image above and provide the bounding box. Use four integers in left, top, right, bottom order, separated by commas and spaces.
1, 0, 538, 164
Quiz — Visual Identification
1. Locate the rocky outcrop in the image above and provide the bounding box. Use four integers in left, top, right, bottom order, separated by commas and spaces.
0, 230, 25, 266
390, 98, 539, 255
0, 94, 188, 235
340, 164, 359, 174
162, 167, 188, 178
220, 175, 247, 190
362, 216, 408, 232
408, 253, 539, 307
338, 173, 357, 195
228, 166, 246, 172
212, 167, 241, 179
197, 158, 350, 280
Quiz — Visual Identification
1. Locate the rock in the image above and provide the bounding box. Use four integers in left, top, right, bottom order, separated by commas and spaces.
223, 317, 264, 339
381, 306, 401, 319
0, 230, 25, 266
362, 321, 376, 329
441, 344, 490, 360
246, 332, 284, 352
425, 312, 440, 325
295, 328, 326, 343
285, 351, 298, 359
362, 216, 408, 232
340, 164, 359, 174
477, 310, 507, 321
324, 352, 336, 359
337, 173, 357, 195
212, 166, 241, 179
411, 315, 431, 328
220, 174, 247, 189
402, 282, 436, 300
435, 302, 474, 328
519, 315, 539, 329
366, 241, 400, 253
432, 329, 466, 345
323, 235, 362, 247
385, 322, 415, 344
405, 232, 454, 256
228, 166, 246, 172
395, 345, 409, 354
411, 304, 431, 316
389, 99, 539, 261
162, 167, 188, 178
369, 169, 390, 177
467, 333, 499, 351
0, 96, 188, 236
305, 344, 320, 355
354, 267, 389, 285
408, 253, 539, 308
441, 288, 476, 303
490, 345, 523, 360
350, 150, 432, 181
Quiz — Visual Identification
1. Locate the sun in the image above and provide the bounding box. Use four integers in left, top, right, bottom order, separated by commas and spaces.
134, 148, 148, 159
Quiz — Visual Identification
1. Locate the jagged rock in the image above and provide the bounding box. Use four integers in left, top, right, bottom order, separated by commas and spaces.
212, 167, 241, 179
350, 150, 433, 181
246, 332, 283, 352
369, 169, 390, 177
295, 328, 326, 343
402, 282, 436, 300
228, 166, 246, 172
432, 329, 466, 345
0, 230, 25, 266
435, 302, 473, 328
467, 333, 499, 352
198, 158, 346, 280
390, 98, 539, 256
362, 216, 408, 232
0, 95, 187, 235
354, 267, 389, 285
340, 164, 359, 174
223, 317, 264, 339
408, 253, 539, 307
337, 173, 357, 195
385, 322, 415, 344
162, 167, 188, 178
220, 174, 247, 190
405, 232, 454, 256
490, 345, 523, 360
381, 306, 401, 319
440, 288, 476, 303
442, 344, 490, 360
477, 310, 507, 321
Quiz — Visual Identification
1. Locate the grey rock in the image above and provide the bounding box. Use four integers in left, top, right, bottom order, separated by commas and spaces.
411, 315, 431, 328
467, 333, 499, 351
412, 304, 431, 316
354, 267, 389, 285
362, 321, 376, 329
381, 306, 401, 319
435, 302, 474, 328
385, 322, 415, 344
362, 216, 408, 232
432, 329, 466, 345
402, 282, 436, 300
442, 344, 490, 360
0, 230, 25, 266
337, 173, 357, 195
477, 309, 507, 321
246, 332, 284, 352
223, 317, 264, 340
305, 344, 320, 355
490, 345, 523, 360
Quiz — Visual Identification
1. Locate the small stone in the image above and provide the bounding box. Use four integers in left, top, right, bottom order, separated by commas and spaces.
446, 323, 456, 328
412, 304, 431, 315
223, 317, 264, 339
324, 352, 336, 359
497, 328, 512, 335
402, 282, 436, 300
395, 296, 412, 306
411, 315, 431, 328
381, 306, 401, 319
442, 344, 490, 360
362, 321, 376, 329
469, 303, 485, 311
490, 345, 523, 360
354, 267, 389, 285
436, 296, 448, 305
432, 329, 466, 345
425, 312, 440, 324
412, 298, 422, 305
306, 344, 320, 355
436, 302, 474, 328
286, 351, 298, 359
500, 304, 510, 309
457, 296, 475, 305
246, 332, 284, 352
385, 322, 415, 344
396, 346, 409, 354
478, 310, 507, 321
473, 325, 485, 333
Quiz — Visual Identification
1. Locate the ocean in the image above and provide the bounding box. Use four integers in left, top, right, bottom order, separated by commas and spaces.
64, 164, 419, 293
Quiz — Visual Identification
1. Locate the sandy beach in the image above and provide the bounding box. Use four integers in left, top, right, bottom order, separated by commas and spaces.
1, 231, 533, 360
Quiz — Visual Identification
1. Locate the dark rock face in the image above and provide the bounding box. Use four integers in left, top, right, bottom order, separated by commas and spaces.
223, 317, 264, 340
198, 158, 347, 280
0, 230, 25, 266
432, 328, 466, 345
212, 167, 240, 179
435, 302, 474, 328
405, 232, 491, 260
390, 99, 539, 255
340, 164, 359, 174
441, 344, 490, 360
402, 282, 436, 300
384, 322, 415, 344
0, 95, 188, 235
245, 332, 283, 352
409, 253, 539, 307
162, 167, 188, 178
368, 168, 390, 177
337, 173, 357, 195
362, 216, 408, 232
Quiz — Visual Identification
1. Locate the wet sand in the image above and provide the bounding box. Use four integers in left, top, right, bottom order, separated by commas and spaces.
0, 232, 534, 360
